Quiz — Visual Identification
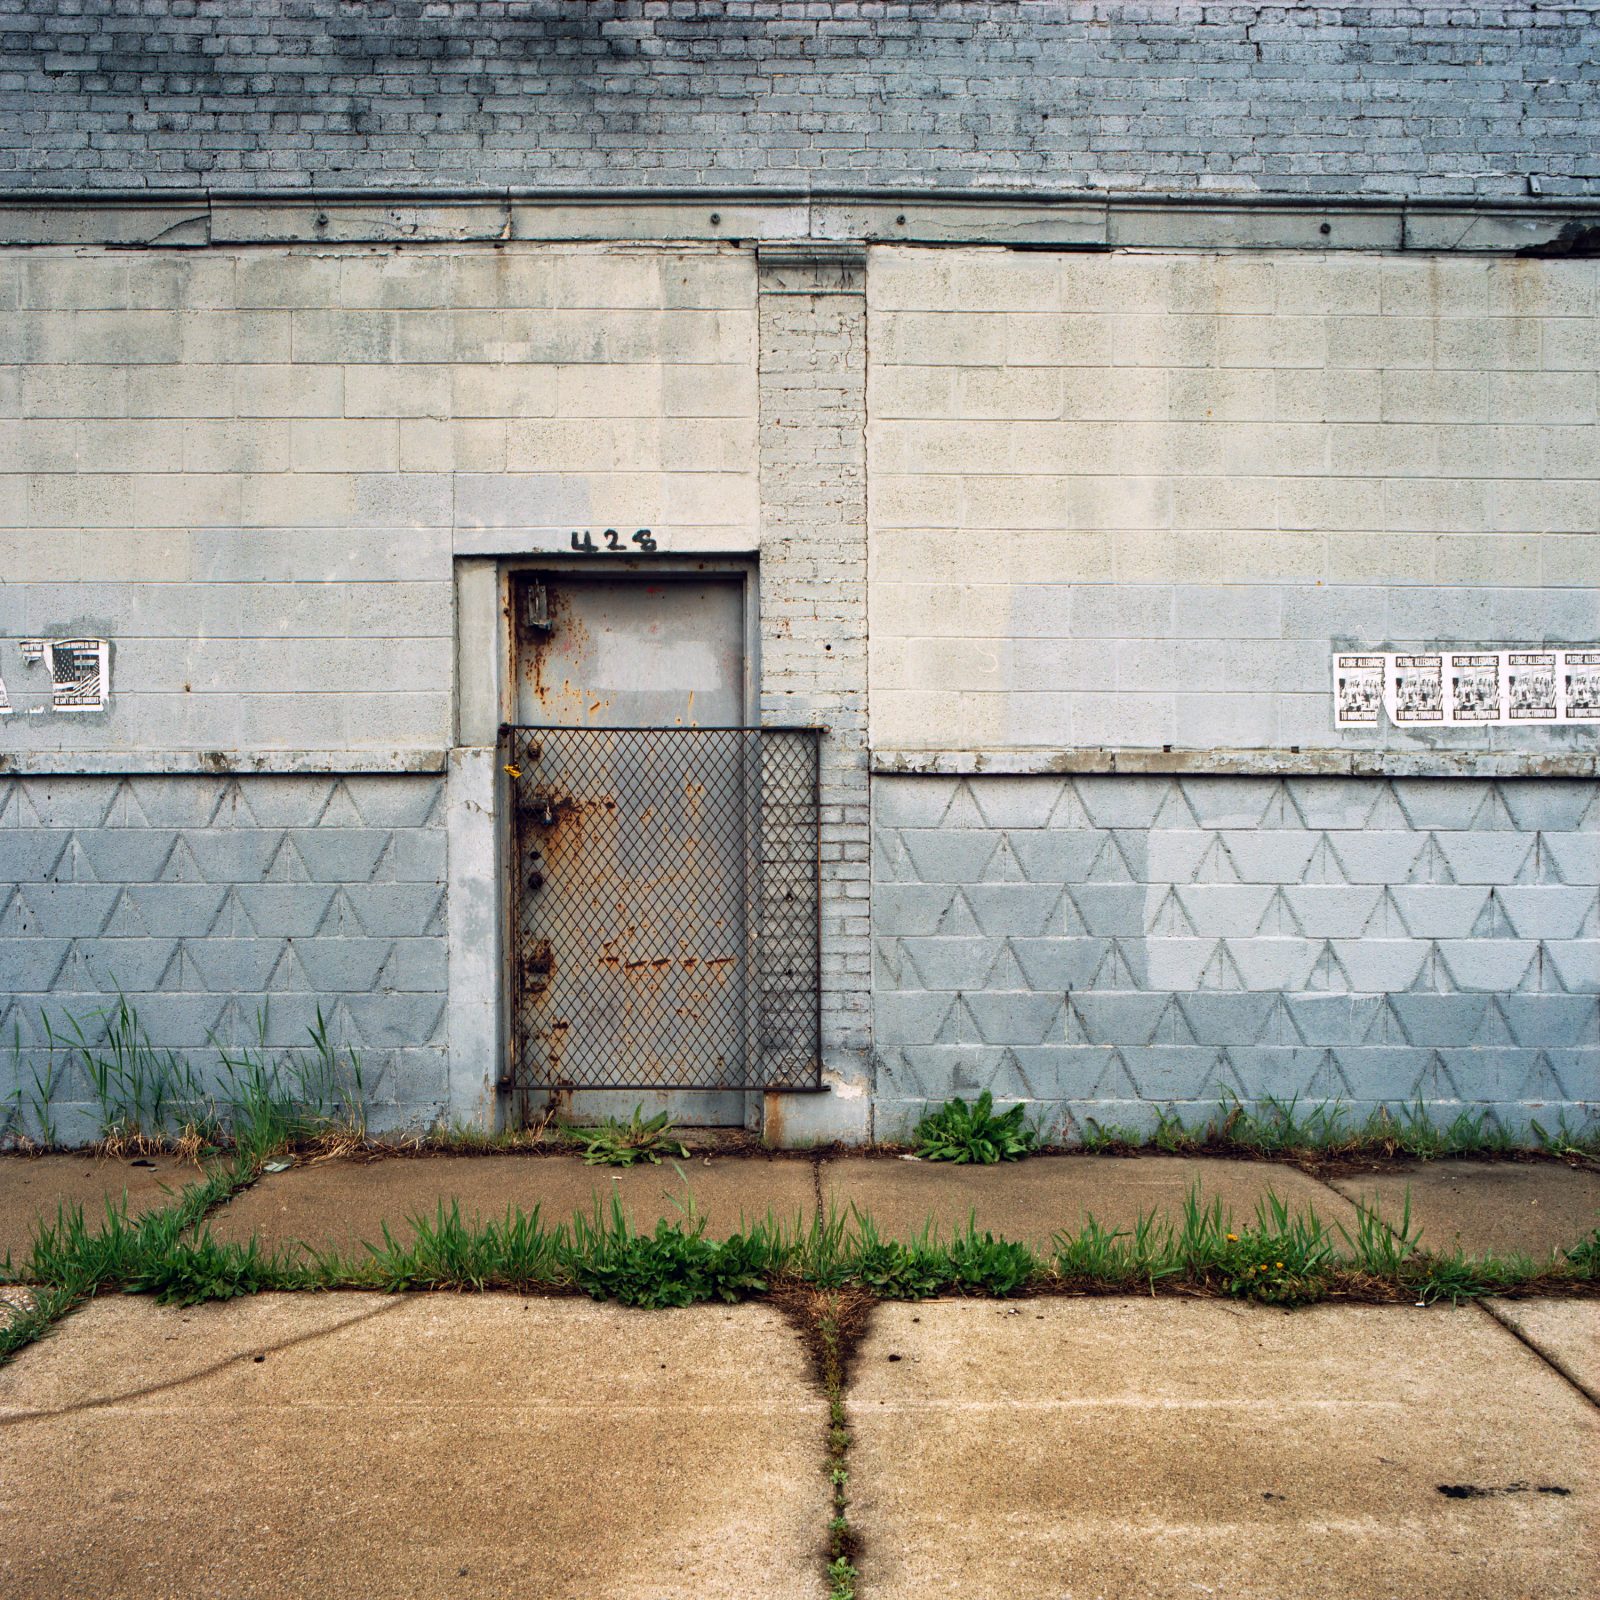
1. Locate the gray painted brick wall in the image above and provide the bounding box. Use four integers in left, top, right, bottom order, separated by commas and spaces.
2, 2, 1595, 198
758, 248, 872, 1136
873, 773, 1600, 1138
0, 773, 448, 1142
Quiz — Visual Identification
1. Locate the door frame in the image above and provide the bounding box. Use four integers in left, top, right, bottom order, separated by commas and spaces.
496, 554, 763, 1126
498, 555, 761, 731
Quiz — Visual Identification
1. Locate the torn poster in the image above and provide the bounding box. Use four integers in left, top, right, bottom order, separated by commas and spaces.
1562, 650, 1600, 722
46, 639, 110, 711
1333, 654, 1384, 726
11, 636, 110, 713
1388, 653, 1444, 724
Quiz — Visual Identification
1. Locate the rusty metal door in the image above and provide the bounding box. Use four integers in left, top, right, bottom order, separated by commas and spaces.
510, 573, 752, 1126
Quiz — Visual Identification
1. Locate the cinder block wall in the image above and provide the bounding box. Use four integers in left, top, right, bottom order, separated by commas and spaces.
0, 773, 446, 1141
867, 247, 1597, 1137
869, 249, 1600, 754
0, 245, 755, 753
0, 244, 759, 1139
873, 774, 1598, 1138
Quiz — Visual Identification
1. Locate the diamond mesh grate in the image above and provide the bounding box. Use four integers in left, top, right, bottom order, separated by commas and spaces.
503, 725, 822, 1100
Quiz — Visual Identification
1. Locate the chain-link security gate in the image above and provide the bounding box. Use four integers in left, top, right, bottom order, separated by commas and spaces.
502, 725, 822, 1110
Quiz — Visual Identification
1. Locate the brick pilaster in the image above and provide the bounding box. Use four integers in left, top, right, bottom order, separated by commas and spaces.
757, 243, 872, 1141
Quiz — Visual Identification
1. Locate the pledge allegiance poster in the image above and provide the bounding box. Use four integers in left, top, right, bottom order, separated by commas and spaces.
1333, 648, 1600, 728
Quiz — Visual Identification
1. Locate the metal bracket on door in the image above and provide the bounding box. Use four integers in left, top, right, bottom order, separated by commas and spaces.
521, 582, 554, 632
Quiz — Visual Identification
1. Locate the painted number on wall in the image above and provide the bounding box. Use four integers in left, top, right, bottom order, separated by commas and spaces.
570, 529, 658, 554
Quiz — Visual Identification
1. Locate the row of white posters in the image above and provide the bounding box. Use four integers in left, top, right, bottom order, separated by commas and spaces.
1334, 649, 1600, 728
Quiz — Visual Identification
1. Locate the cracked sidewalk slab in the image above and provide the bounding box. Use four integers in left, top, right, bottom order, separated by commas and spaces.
1328, 1160, 1600, 1259
1484, 1297, 1600, 1405
0, 1155, 201, 1274
0, 1294, 828, 1600
820, 1153, 1360, 1249
849, 1298, 1599, 1600
207, 1153, 818, 1256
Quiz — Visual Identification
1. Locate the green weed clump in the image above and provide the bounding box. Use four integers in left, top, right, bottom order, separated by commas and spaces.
359, 1201, 567, 1293
1181, 1191, 1338, 1306
913, 1091, 1037, 1164
1051, 1190, 1342, 1305
1563, 1228, 1600, 1281
1081, 1094, 1599, 1162
563, 1106, 690, 1168
806, 1210, 1038, 1299
5, 999, 369, 1159
568, 1198, 773, 1307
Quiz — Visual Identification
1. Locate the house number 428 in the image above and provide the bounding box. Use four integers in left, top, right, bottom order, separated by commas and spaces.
570, 529, 657, 553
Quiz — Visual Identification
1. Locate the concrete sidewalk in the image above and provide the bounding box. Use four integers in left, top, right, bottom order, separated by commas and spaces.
0, 1155, 201, 1275
2, 1289, 1595, 1599
818, 1151, 1364, 1246
4, 1150, 1597, 1268
849, 1298, 1600, 1600
207, 1152, 817, 1256
0, 1295, 828, 1600
1329, 1160, 1600, 1260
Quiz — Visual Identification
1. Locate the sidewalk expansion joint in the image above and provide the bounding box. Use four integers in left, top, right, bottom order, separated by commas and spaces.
1474, 1299, 1600, 1412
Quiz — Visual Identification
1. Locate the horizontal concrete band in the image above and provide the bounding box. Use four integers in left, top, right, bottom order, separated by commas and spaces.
7, 748, 1595, 781
0, 749, 450, 776
1, 193, 1597, 252
873, 749, 1600, 780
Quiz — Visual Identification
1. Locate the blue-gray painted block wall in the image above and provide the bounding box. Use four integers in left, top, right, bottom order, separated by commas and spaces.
872, 774, 1600, 1138
0, 773, 448, 1143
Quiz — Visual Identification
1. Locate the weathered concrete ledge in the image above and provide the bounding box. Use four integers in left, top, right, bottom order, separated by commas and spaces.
0, 749, 449, 777
0, 191, 1595, 252
872, 747, 1600, 780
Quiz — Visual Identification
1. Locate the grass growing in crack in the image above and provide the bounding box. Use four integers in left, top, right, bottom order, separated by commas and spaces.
11, 1173, 1598, 1365
16, 1151, 266, 1301
0, 1284, 79, 1364
358, 1200, 569, 1293
1180, 1190, 1340, 1306
0, 1151, 263, 1361
913, 1090, 1037, 1163
1051, 1189, 1344, 1306
566, 1194, 777, 1306
562, 1106, 690, 1167
805, 1209, 1038, 1299
787, 1286, 871, 1600
47, 997, 214, 1156
1337, 1193, 1419, 1279
1564, 1228, 1600, 1280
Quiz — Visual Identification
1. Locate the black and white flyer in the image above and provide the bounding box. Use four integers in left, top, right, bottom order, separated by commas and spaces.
1448, 653, 1502, 724
1562, 650, 1600, 722
1504, 651, 1557, 722
1388, 654, 1444, 724
1333, 654, 1385, 726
